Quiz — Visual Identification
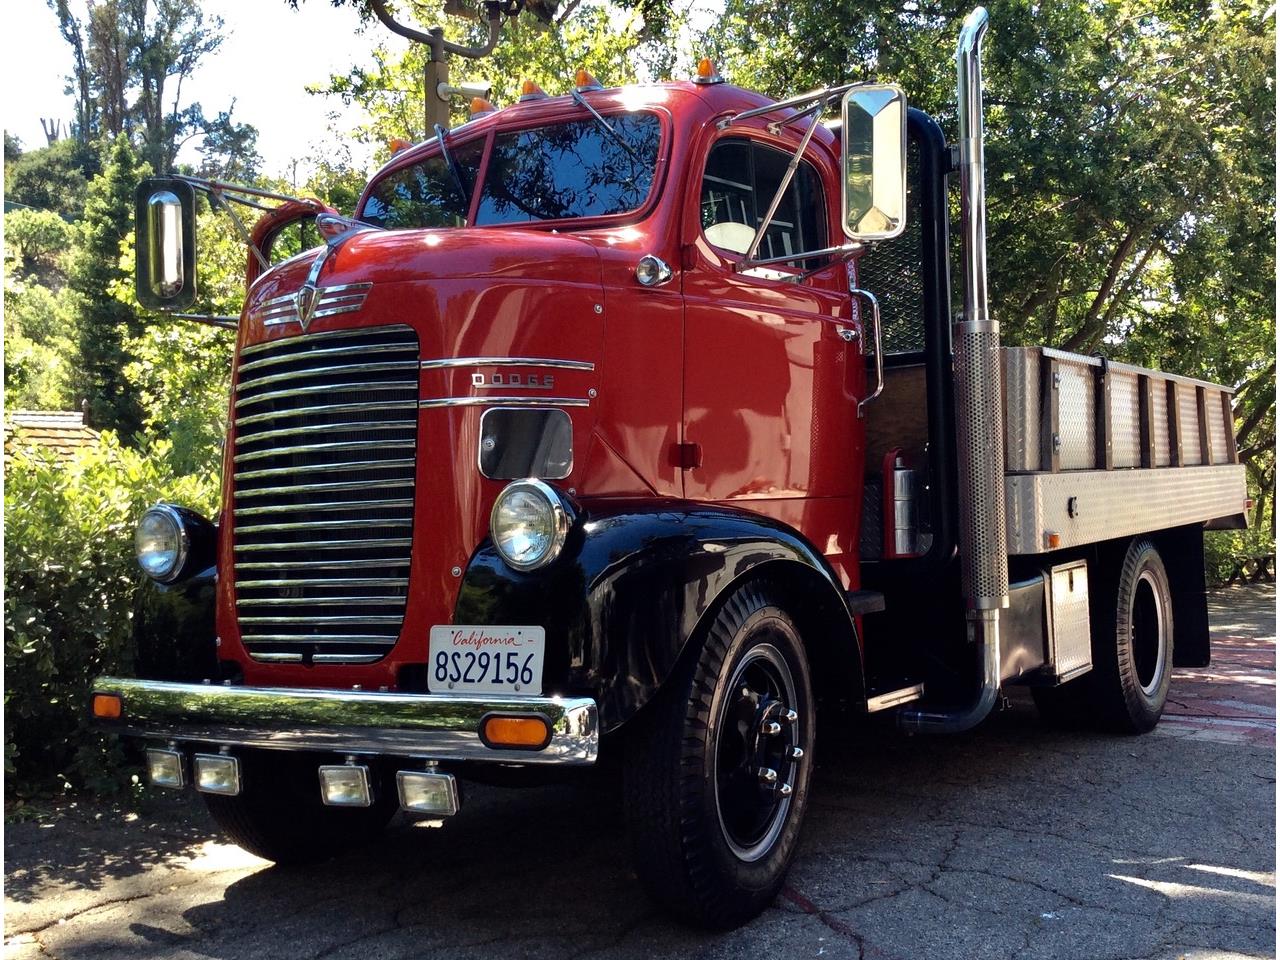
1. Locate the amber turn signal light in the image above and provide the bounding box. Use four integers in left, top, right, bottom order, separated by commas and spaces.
92, 693, 122, 720
575, 68, 603, 91
480, 714, 552, 750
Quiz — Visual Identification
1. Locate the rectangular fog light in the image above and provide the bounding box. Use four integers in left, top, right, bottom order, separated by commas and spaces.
397, 770, 459, 816
146, 748, 185, 789
319, 764, 372, 807
193, 754, 241, 796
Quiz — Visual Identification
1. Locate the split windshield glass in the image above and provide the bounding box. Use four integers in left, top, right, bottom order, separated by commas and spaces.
358, 111, 662, 229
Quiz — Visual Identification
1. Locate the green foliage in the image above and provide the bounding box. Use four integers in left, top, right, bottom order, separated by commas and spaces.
68, 135, 148, 437
2, 137, 100, 219
4, 434, 218, 794
3, 280, 79, 410
316, 0, 648, 149
4, 209, 76, 283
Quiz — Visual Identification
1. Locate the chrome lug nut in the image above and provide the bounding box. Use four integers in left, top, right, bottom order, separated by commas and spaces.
757, 766, 778, 785
787, 745, 805, 761
778, 782, 794, 798
782, 709, 799, 725
760, 719, 782, 736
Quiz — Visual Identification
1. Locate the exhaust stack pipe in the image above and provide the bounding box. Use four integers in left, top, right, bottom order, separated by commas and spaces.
900, 6, 1009, 734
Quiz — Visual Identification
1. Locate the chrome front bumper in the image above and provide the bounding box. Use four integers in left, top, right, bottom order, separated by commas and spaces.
92, 678, 599, 765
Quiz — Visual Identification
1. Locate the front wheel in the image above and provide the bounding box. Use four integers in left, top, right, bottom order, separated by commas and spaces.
622, 581, 815, 928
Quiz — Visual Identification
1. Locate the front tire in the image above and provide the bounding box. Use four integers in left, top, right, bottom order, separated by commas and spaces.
203, 750, 397, 864
622, 581, 815, 928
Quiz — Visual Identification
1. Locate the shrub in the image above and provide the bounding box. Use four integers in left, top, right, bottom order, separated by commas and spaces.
3, 433, 218, 796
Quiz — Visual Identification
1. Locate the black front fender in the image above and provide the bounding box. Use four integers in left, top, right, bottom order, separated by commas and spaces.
453, 498, 860, 733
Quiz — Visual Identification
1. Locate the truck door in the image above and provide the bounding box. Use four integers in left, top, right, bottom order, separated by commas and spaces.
681, 130, 865, 586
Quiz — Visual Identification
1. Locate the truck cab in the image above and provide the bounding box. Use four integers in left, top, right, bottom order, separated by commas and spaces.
100, 8, 1247, 929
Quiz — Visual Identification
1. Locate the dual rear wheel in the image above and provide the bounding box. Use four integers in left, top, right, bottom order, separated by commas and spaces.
1033, 537, 1175, 733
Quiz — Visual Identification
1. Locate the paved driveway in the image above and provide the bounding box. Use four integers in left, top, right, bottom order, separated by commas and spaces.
6, 586, 1274, 960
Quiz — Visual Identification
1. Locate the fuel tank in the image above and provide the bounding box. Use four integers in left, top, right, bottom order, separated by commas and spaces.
218, 227, 608, 690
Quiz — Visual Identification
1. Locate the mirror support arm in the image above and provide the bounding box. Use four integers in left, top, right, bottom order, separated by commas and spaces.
209, 189, 270, 273
737, 103, 824, 270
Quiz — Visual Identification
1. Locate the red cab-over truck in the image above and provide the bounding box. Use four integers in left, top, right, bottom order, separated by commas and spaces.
93, 6, 1248, 928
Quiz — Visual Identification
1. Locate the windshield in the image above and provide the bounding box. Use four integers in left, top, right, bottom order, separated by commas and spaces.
361, 139, 484, 230
358, 110, 663, 229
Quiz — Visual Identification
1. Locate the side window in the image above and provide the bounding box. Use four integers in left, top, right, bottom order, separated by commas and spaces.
264, 216, 321, 265
701, 137, 827, 268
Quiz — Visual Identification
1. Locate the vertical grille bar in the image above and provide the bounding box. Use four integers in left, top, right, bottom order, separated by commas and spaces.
231, 325, 419, 663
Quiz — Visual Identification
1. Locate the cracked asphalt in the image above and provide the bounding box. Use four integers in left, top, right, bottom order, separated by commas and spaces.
6, 585, 1274, 960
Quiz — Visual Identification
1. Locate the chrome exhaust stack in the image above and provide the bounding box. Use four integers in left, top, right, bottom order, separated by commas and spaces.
900, 6, 1009, 734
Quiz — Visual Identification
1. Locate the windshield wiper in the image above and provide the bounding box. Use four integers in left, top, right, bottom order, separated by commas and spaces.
569, 91, 640, 161
433, 123, 471, 208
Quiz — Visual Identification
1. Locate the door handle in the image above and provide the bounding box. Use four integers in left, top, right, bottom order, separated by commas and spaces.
850, 287, 883, 418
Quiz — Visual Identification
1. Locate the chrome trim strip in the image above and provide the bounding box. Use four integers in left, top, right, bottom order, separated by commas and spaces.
239, 323, 410, 358
234, 498, 414, 517
234, 420, 412, 445
238, 640, 396, 647
235, 381, 414, 410
234, 458, 415, 481
233, 478, 408, 499
233, 439, 416, 464
238, 342, 412, 375
237, 596, 407, 607
238, 615, 404, 624
421, 357, 596, 371
233, 538, 413, 553
235, 559, 407, 572
421, 396, 591, 409
236, 577, 408, 588
237, 401, 417, 428
93, 678, 600, 765
235, 517, 412, 535
237, 360, 419, 393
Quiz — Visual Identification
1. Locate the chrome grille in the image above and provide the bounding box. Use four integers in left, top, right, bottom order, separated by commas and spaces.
232, 325, 419, 664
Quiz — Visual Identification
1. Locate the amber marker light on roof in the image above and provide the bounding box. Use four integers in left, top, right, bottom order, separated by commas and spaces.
388, 138, 412, 154
519, 80, 548, 101
470, 97, 497, 117
694, 57, 724, 85
92, 693, 123, 720
575, 68, 603, 91
480, 714, 553, 750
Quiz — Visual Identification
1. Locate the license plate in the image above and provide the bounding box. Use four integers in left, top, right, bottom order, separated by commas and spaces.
427, 626, 544, 696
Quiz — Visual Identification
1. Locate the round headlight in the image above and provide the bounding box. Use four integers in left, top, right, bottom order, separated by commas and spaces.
134, 504, 189, 583
490, 480, 569, 571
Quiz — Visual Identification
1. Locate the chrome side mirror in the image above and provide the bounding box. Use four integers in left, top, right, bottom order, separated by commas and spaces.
134, 178, 197, 310
840, 84, 908, 241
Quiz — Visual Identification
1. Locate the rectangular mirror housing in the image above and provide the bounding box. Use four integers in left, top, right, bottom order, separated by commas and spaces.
135, 177, 197, 310
840, 84, 908, 241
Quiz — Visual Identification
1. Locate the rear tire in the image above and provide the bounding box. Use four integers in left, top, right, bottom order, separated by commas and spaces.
203, 751, 396, 864
1032, 538, 1174, 734
1088, 538, 1174, 733
622, 581, 815, 929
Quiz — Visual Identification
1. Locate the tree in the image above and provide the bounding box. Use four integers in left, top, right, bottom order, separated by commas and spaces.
706, 0, 1275, 515
315, 0, 650, 147
68, 135, 147, 436
3, 137, 100, 219
48, 0, 242, 176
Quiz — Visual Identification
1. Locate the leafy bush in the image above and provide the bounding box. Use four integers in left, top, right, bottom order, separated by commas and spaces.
1204, 526, 1276, 588
4, 434, 218, 796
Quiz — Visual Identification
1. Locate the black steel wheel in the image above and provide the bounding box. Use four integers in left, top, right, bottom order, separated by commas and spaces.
622, 580, 815, 928
203, 750, 397, 865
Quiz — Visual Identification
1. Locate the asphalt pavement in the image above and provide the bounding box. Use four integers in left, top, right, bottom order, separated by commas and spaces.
5, 585, 1275, 960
